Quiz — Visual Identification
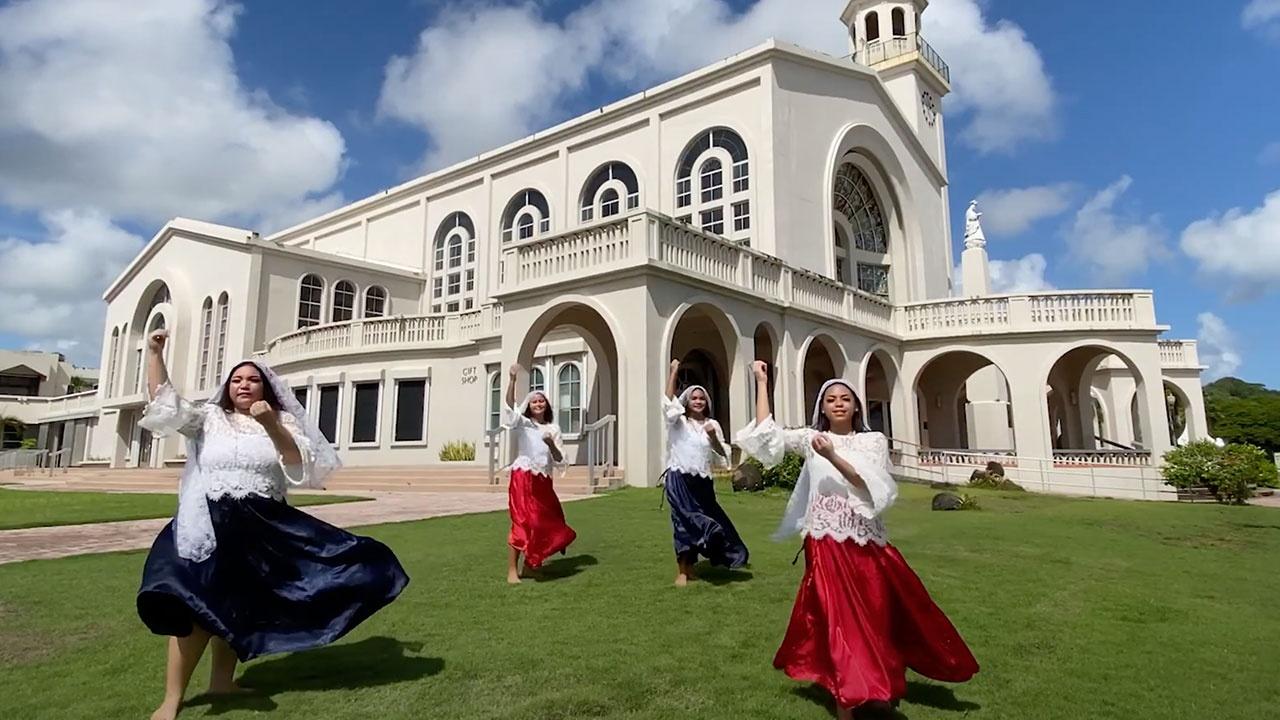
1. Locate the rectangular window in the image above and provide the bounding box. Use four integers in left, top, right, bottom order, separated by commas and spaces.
488, 372, 502, 431
700, 207, 724, 236
601, 196, 620, 217
466, 240, 476, 264
447, 301, 459, 312
675, 215, 692, 225
198, 304, 213, 389
447, 273, 461, 295
351, 382, 379, 444
502, 227, 513, 244
580, 205, 593, 222
293, 387, 308, 410
732, 160, 749, 193
733, 200, 751, 232
318, 385, 340, 444
465, 297, 474, 310
539, 217, 551, 234
434, 244, 445, 271
432, 277, 443, 299
431, 304, 441, 313
394, 380, 426, 442
676, 178, 692, 208
465, 269, 475, 292
857, 263, 890, 297
626, 192, 640, 210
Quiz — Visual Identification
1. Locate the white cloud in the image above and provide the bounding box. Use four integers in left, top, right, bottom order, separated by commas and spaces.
973, 183, 1075, 236
0, 0, 347, 227
954, 253, 1054, 295
0, 211, 144, 366
1243, 0, 1280, 33
1197, 312, 1243, 381
1180, 189, 1280, 300
1065, 176, 1168, 284
378, 0, 1058, 168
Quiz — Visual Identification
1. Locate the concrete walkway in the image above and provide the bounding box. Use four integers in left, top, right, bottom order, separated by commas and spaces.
0, 491, 540, 565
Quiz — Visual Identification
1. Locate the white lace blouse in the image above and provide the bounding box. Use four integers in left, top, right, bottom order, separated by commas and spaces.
736, 416, 898, 545
503, 404, 564, 477
140, 383, 313, 501
662, 395, 726, 477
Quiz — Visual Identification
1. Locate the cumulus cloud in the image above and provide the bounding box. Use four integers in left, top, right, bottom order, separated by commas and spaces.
1180, 189, 1280, 300
379, 0, 1058, 168
954, 253, 1054, 295
973, 183, 1075, 236
0, 211, 144, 365
0, 0, 347, 227
1065, 176, 1168, 284
1197, 312, 1243, 381
1243, 0, 1280, 35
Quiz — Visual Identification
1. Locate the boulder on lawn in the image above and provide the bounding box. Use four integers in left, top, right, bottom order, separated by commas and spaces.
985, 460, 1006, 477
932, 492, 964, 511
732, 462, 764, 492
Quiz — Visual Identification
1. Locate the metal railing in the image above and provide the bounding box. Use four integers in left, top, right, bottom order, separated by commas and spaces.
485, 427, 507, 486
582, 415, 617, 490
853, 33, 950, 84
0, 449, 47, 473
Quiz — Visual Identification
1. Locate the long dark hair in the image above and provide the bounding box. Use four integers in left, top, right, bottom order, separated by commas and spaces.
813, 381, 866, 433
217, 361, 283, 413
522, 391, 555, 424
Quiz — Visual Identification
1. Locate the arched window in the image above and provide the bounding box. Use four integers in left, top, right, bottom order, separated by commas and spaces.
364, 286, 388, 318
580, 162, 640, 222
501, 189, 552, 243
530, 366, 546, 394
106, 327, 120, 398
833, 161, 891, 297
331, 280, 356, 322
676, 128, 751, 242
557, 363, 582, 434
432, 212, 478, 313
298, 274, 324, 328
145, 284, 171, 314
197, 297, 214, 389
213, 293, 229, 382
891, 7, 906, 37
865, 11, 880, 42
488, 372, 502, 431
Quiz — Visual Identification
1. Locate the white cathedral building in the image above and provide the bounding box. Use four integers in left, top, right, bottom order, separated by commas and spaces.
2, 1, 1209, 499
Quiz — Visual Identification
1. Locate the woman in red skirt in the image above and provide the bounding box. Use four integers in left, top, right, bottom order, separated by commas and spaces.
503, 363, 577, 584
736, 361, 978, 718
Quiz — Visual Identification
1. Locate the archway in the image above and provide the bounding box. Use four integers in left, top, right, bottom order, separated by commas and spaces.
753, 322, 779, 413
801, 334, 845, 417
913, 350, 1015, 451
863, 350, 900, 437
1044, 344, 1156, 457
1163, 381, 1195, 445
667, 303, 739, 423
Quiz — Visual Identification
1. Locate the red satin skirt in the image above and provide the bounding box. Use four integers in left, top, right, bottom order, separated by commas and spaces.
774, 536, 979, 708
508, 468, 577, 569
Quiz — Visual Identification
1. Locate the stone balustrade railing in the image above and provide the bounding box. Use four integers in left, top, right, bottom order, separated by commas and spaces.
898, 290, 1159, 339
1158, 340, 1201, 369
259, 304, 502, 366
0, 390, 100, 424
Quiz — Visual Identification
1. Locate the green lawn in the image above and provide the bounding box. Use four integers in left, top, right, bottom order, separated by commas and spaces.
1, 484, 1277, 719
0, 487, 366, 530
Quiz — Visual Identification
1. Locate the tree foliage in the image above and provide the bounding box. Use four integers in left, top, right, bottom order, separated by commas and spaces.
1162, 440, 1278, 504
1203, 377, 1280, 459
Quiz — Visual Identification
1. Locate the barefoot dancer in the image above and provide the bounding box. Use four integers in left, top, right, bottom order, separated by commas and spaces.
736, 361, 977, 719
136, 330, 408, 720
662, 359, 748, 586
503, 363, 577, 584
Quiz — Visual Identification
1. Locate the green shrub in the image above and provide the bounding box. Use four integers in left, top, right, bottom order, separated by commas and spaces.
439, 441, 476, 462
19, 438, 37, 450
968, 470, 1024, 492
1162, 441, 1275, 504
956, 493, 981, 511
742, 451, 805, 490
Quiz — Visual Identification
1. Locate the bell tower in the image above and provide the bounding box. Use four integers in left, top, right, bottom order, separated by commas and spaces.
840, 0, 950, 168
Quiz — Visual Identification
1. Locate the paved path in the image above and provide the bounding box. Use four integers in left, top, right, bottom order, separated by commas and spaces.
0, 491, 532, 565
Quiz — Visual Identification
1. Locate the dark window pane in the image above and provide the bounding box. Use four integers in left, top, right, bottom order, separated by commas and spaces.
395, 380, 426, 442
293, 387, 308, 410
352, 382, 379, 444
318, 386, 340, 443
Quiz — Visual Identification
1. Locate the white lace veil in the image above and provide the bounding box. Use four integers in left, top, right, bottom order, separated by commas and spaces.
809, 379, 871, 431
677, 385, 713, 418
171, 359, 340, 562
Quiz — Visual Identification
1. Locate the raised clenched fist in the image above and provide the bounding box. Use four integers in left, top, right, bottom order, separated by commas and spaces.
147, 329, 169, 354
751, 360, 769, 382
811, 433, 835, 460
249, 400, 275, 425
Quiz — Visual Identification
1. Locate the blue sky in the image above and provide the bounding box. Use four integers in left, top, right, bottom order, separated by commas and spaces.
1, 0, 1277, 386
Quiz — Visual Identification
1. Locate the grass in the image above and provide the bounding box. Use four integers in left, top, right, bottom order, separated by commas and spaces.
0, 488, 366, 530
1, 483, 1278, 719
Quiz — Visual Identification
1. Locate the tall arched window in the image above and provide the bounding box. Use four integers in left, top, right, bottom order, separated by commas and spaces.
197, 297, 214, 389
833, 161, 891, 297
676, 128, 751, 242
891, 7, 906, 37
501, 189, 552, 243
213, 293, 230, 382
530, 366, 546, 394
364, 286, 388, 318
488, 372, 502, 431
106, 327, 120, 398
557, 363, 582, 434
580, 162, 640, 222
432, 212, 477, 313
331, 280, 356, 322
298, 274, 324, 328
865, 11, 880, 42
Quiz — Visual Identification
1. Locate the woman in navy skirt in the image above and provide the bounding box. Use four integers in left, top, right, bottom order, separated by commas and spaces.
662, 359, 749, 586
136, 330, 408, 720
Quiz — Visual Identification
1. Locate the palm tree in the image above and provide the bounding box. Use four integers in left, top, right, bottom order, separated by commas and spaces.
68, 376, 93, 393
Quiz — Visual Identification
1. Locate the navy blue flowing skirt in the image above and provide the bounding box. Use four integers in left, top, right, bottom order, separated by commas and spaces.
137, 495, 409, 661
664, 470, 749, 568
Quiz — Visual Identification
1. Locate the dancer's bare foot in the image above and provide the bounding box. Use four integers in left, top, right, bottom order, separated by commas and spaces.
507, 569, 522, 584
150, 698, 181, 720
675, 572, 689, 587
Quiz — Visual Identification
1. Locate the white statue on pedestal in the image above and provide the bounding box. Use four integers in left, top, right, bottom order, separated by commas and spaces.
964, 200, 986, 249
